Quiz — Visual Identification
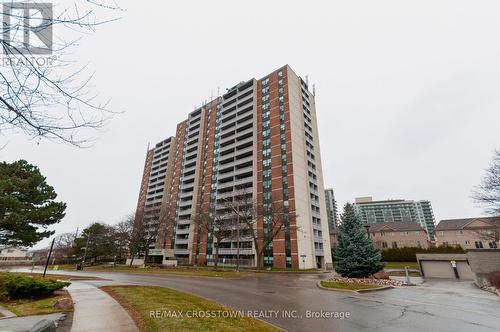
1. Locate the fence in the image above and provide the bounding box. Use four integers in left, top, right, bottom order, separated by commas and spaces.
206, 257, 254, 267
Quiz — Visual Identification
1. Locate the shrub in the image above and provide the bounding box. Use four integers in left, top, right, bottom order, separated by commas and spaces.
488, 271, 500, 289
381, 246, 464, 262
1, 274, 70, 299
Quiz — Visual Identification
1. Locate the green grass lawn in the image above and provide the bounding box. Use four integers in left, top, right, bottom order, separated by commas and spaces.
383, 262, 419, 269
243, 267, 321, 273
102, 286, 279, 332
5, 271, 101, 281
320, 280, 380, 291
2, 292, 72, 316
56, 265, 251, 278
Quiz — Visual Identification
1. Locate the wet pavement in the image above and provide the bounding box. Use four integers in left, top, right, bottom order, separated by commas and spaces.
7, 268, 500, 332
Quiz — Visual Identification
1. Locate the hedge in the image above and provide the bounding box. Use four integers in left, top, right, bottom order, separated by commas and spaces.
381, 246, 465, 262
0, 274, 70, 300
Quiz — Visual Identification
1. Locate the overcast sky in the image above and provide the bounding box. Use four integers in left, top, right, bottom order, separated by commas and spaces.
2, 0, 500, 248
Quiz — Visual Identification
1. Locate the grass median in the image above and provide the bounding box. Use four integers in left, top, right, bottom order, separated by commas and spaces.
101, 286, 279, 332
320, 280, 380, 291
60, 265, 251, 278
2, 292, 72, 316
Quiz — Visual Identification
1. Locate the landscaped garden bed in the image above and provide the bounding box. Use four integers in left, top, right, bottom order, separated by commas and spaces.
0, 273, 73, 316
325, 276, 405, 288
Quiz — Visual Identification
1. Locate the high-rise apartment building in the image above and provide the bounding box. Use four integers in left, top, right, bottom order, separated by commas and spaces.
134, 65, 332, 269
353, 197, 436, 241
134, 137, 172, 252
324, 189, 340, 232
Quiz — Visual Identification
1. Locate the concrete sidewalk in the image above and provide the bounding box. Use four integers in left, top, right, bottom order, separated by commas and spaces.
0, 313, 65, 332
68, 282, 138, 332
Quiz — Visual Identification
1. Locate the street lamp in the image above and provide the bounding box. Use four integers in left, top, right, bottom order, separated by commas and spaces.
363, 224, 371, 239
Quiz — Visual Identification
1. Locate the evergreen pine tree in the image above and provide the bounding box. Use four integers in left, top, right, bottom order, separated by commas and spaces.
0, 160, 66, 246
334, 203, 384, 277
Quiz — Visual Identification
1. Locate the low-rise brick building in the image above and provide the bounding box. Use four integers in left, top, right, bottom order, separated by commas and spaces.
435, 217, 500, 249
330, 221, 429, 249
368, 221, 429, 249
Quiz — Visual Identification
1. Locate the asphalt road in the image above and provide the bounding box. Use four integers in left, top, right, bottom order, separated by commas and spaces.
9, 268, 500, 332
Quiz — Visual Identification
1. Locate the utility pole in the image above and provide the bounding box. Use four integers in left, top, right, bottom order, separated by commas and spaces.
81, 230, 92, 270
43, 238, 55, 278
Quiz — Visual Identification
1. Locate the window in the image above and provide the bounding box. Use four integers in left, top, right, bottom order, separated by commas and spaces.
475, 241, 484, 249
488, 241, 498, 249
392, 242, 398, 249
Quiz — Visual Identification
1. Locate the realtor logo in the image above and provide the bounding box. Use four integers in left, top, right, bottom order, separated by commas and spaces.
3, 2, 53, 54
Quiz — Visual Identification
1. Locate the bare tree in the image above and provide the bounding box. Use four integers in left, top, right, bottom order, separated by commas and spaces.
474, 223, 500, 244
53, 231, 77, 263
216, 189, 298, 270
0, 1, 123, 146
112, 214, 134, 264
221, 189, 255, 271
128, 218, 146, 267
473, 149, 500, 243
129, 207, 176, 267
473, 149, 500, 216
193, 205, 233, 270
245, 198, 297, 270
129, 218, 159, 266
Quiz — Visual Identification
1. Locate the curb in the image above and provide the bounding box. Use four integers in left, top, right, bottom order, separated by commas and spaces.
316, 281, 393, 294
0, 305, 16, 319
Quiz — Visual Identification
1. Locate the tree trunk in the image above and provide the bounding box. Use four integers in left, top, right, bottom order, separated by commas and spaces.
257, 251, 263, 271
214, 239, 220, 270
129, 252, 135, 267
144, 241, 149, 266
236, 211, 240, 271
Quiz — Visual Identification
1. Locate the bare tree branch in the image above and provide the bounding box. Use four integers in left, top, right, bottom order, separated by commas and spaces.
0, 1, 123, 146
473, 149, 500, 216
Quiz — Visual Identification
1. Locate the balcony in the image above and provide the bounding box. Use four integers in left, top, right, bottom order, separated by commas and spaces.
174, 249, 190, 255
234, 165, 253, 176
176, 219, 191, 225
235, 155, 253, 164
217, 248, 254, 255
217, 181, 234, 190
176, 227, 190, 235
236, 126, 253, 136
220, 143, 236, 154
175, 237, 190, 245
315, 249, 324, 257
235, 146, 253, 156
178, 200, 192, 208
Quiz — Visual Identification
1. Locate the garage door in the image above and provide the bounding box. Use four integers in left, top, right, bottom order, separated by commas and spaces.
421, 261, 456, 278
456, 261, 474, 280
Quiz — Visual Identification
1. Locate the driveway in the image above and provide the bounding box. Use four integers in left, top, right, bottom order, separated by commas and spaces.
8, 268, 500, 332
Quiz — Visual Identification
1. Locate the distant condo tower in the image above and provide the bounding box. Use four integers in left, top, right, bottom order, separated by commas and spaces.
353, 196, 436, 240
324, 189, 340, 232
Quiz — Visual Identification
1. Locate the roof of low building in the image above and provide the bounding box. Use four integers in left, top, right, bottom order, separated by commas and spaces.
367, 221, 425, 232
331, 221, 425, 233
436, 216, 500, 230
